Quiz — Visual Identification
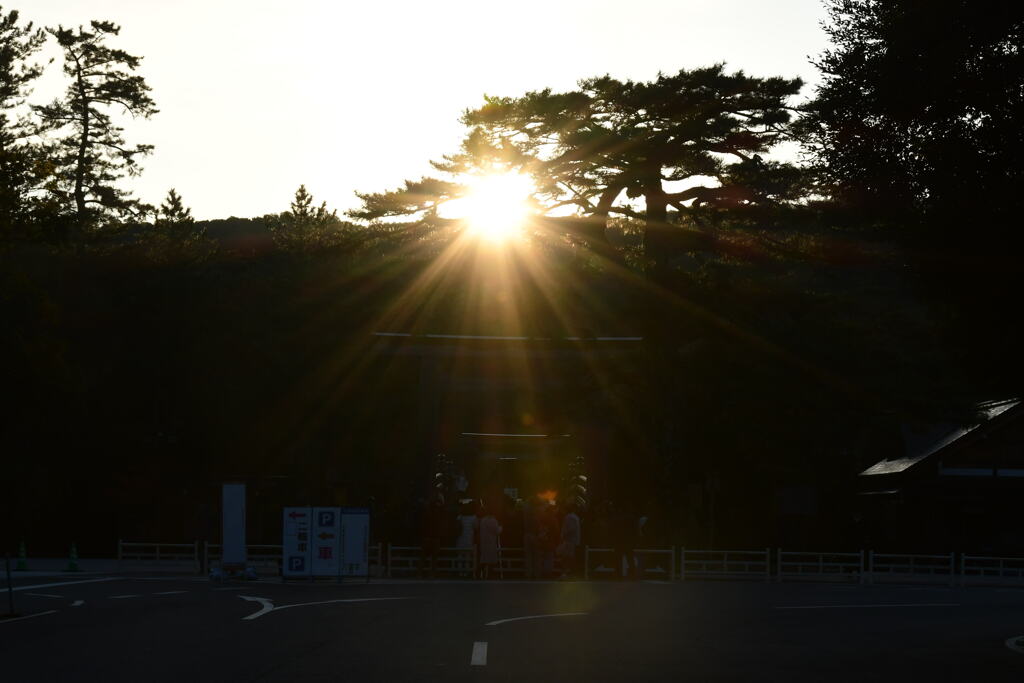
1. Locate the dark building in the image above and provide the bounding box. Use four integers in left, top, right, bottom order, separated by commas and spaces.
858, 399, 1024, 554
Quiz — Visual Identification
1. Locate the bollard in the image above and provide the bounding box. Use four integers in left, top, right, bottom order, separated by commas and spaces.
16, 542, 27, 571
64, 542, 81, 572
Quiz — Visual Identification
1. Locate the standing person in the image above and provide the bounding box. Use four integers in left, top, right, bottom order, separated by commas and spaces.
559, 503, 582, 579
455, 500, 479, 578
523, 496, 542, 579
612, 502, 636, 580
478, 505, 503, 579
419, 492, 446, 578
539, 501, 559, 578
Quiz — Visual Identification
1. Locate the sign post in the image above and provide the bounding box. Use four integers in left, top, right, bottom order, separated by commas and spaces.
221, 483, 247, 576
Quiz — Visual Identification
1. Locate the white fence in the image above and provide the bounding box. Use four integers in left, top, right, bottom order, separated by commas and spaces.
119, 540, 383, 576
118, 540, 1024, 586
680, 548, 771, 581
118, 541, 201, 573
868, 552, 956, 585
584, 548, 675, 580
386, 544, 477, 577
960, 555, 1024, 584
777, 551, 864, 583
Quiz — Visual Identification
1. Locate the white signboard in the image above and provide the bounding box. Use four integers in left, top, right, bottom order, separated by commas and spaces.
340, 507, 370, 577
312, 507, 342, 577
222, 483, 247, 568
282, 507, 312, 577
283, 506, 371, 578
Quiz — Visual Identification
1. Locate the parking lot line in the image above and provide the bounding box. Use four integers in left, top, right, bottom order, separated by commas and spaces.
0, 610, 58, 625
485, 612, 588, 626
10, 577, 117, 592
775, 603, 960, 610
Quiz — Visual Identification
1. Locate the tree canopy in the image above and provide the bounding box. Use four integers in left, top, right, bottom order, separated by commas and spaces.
0, 7, 46, 236
351, 65, 806, 270
35, 20, 157, 237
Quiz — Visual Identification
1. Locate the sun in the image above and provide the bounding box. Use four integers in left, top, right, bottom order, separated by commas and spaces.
442, 171, 535, 242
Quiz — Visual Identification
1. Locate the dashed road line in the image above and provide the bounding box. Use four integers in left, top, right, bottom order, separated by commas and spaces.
485, 612, 589, 626
109, 594, 141, 599
775, 603, 960, 610
152, 591, 187, 595
10, 577, 117, 592
1007, 636, 1024, 655
0, 610, 58, 625
470, 641, 488, 666
71, 600, 85, 607
25, 593, 63, 599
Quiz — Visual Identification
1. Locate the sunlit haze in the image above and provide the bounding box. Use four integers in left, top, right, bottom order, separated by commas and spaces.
442, 171, 535, 242
23, 0, 828, 219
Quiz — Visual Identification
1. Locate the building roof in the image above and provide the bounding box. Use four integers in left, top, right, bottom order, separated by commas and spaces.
860, 398, 1021, 476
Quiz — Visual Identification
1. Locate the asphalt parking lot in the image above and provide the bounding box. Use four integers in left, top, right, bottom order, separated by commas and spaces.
3, 573, 1024, 682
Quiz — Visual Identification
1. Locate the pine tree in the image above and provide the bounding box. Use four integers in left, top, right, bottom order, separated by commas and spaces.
351, 66, 805, 270
35, 20, 157, 239
0, 6, 46, 239
146, 188, 214, 263
269, 184, 344, 253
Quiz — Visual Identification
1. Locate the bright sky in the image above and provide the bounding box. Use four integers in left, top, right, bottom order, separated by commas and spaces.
21, 0, 829, 220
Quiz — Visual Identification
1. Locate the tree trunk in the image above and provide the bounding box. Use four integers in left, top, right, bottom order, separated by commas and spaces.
585, 181, 626, 263
642, 168, 669, 272
73, 65, 89, 232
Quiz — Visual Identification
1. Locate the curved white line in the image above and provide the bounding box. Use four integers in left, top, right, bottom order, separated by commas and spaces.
239, 595, 275, 620
0, 610, 58, 625
485, 612, 588, 627
1007, 636, 1024, 655
239, 595, 409, 620
275, 597, 411, 612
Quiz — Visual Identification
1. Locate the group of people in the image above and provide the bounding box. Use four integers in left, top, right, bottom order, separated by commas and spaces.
419, 492, 583, 579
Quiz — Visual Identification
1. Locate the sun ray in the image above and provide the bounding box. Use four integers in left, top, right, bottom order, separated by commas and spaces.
441, 171, 535, 242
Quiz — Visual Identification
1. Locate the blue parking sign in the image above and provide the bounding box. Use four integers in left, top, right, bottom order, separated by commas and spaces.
318, 510, 336, 527
288, 556, 306, 572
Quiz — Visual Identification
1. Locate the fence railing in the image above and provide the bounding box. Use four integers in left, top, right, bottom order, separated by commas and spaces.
777, 550, 864, 583
680, 548, 771, 581
117, 540, 1024, 586
386, 544, 477, 577
960, 555, 1024, 584
584, 547, 675, 580
119, 540, 383, 576
868, 551, 956, 585
118, 541, 201, 573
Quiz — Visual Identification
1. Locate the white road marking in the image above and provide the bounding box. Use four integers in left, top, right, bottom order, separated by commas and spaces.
152, 591, 187, 595
213, 587, 246, 591
0, 610, 58, 625
1006, 636, 1024, 655
485, 612, 589, 626
775, 603, 960, 610
239, 595, 410, 620
239, 596, 275, 620
10, 577, 117, 592
71, 600, 85, 607
25, 593, 63, 599
471, 641, 488, 666
109, 594, 141, 599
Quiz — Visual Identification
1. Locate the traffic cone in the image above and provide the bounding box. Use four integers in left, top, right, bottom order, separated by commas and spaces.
64, 543, 80, 572
15, 542, 28, 571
